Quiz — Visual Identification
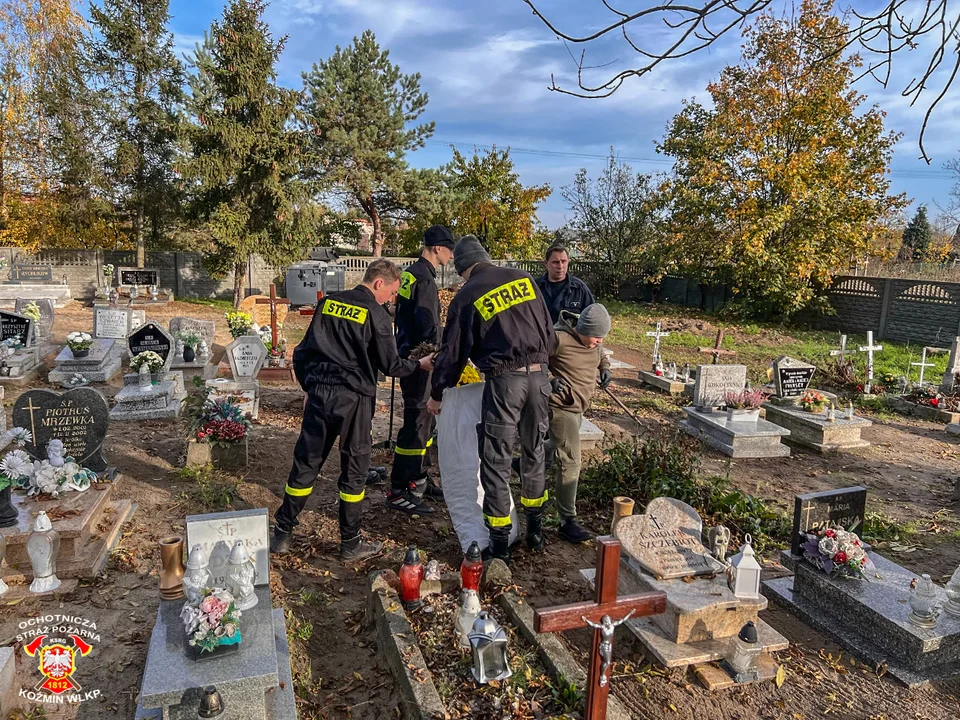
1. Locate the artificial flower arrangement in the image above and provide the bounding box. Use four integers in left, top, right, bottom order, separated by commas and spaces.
130, 350, 164, 374
65, 373, 90, 387
177, 329, 202, 351
191, 398, 252, 447
458, 365, 482, 386
180, 588, 242, 653
66, 331, 94, 354
20, 302, 41, 325
103, 263, 115, 279
226, 311, 253, 339
723, 389, 767, 409
905, 383, 941, 408
800, 527, 873, 579
799, 389, 827, 413
0, 429, 96, 497
256, 324, 286, 358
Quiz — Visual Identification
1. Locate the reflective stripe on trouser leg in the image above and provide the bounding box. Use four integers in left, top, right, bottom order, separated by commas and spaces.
390, 371, 435, 491
518, 369, 550, 515
275, 388, 340, 534
338, 393, 375, 542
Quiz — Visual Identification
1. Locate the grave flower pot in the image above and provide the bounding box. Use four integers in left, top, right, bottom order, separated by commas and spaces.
185, 437, 249, 470
0, 486, 18, 528
182, 345, 196, 363
71, 348, 90, 358
726, 408, 760, 423
186, 634, 241, 662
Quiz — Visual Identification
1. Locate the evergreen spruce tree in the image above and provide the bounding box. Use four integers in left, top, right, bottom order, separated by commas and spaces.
90, 0, 184, 265
899, 205, 933, 262
182, 0, 314, 307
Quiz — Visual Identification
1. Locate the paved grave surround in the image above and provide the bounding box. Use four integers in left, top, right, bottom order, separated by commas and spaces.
638, 370, 693, 395
764, 553, 960, 687
681, 407, 790, 458
48, 338, 123, 385
128, 322, 174, 369
14, 298, 54, 340
789, 486, 867, 555
763, 403, 871, 453
0, 285, 71, 306
12, 387, 110, 471
185, 508, 269, 588
206, 377, 260, 419
691, 364, 747, 408
579, 417, 603, 450
227, 335, 268, 379
772, 356, 816, 398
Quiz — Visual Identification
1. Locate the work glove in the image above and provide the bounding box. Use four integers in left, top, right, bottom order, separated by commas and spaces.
550, 376, 568, 396
598, 368, 612, 390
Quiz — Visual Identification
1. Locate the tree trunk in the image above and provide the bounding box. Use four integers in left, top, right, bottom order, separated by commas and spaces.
135, 204, 145, 268
233, 260, 246, 308
370, 203, 383, 257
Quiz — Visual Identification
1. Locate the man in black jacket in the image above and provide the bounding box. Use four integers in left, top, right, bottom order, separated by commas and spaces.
386, 225, 454, 515
428, 236, 555, 563
273, 259, 434, 562
536, 245, 595, 323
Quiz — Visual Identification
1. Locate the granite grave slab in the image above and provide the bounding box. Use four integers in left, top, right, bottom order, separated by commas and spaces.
638, 369, 693, 395
48, 338, 123, 384
110, 379, 181, 421
186, 508, 270, 588
0, 345, 40, 383
763, 402, 871, 453
12, 387, 110, 471
681, 407, 790, 458
789, 486, 867, 555
579, 417, 603, 450
691, 364, 747, 408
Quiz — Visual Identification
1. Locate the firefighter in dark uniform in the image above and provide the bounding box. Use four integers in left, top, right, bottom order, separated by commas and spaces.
427, 236, 555, 563
386, 225, 455, 515
272, 259, 434, 562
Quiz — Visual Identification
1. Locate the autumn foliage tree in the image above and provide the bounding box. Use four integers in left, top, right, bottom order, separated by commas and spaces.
657, 0, 905, 318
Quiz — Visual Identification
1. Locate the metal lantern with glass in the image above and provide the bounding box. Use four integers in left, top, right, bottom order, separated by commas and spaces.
469, 612, 512, 684
945, 565, 960, 617
728, 533, 762, 599
726, 621, 763, 683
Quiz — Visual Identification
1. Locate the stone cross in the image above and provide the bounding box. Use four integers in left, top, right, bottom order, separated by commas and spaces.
941, 337, 960, 393
697, 329, 736, 365
858, 331, 883, 394
255, 284, 290, 351
829, 334, 856, 366
910, 347, 937, 386
534, 538, 666, 720
645, 322, 670, 365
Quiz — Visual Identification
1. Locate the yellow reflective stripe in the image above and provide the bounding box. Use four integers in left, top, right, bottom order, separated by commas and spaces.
484, 514, 512, 527
395, 446, 427, 456
474, 278, 536, 321
398, 271, 416, 300
322, 299, 368, 325
520, 491, 549, 508
339, 490, 365, 503
285, 485, 313, 497
426, 437, 434, 447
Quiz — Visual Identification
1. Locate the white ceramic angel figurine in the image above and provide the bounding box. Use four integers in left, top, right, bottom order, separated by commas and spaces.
46, 439, 65, 467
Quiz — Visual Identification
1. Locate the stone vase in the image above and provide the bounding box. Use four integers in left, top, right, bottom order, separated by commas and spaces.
611, 496, 635, 535
159, 536, 186, 601
0, 486, 18, 528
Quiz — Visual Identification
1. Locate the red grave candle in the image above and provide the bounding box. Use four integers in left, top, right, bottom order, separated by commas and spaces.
399, 545, 424, 610
460, 541, 483, 593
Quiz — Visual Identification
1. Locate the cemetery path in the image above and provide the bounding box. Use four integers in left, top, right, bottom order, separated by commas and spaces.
1, 302, 958, 718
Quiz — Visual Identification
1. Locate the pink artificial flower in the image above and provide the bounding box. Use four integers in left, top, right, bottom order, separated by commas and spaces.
200, 596, 219, 615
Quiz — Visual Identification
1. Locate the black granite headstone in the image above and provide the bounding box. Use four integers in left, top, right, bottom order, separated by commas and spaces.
792, 486, 867, 554
119, 268, 160, 286
12, 387, 110, 471
11, 264, 53, 282
128, 322, 171, 363
0, 310, 33, 346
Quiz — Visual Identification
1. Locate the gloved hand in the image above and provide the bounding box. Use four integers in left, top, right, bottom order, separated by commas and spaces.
550, 376, 568, 396
598, 368, 612, 389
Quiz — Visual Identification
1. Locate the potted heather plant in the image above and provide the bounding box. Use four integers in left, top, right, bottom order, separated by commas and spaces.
723, 389, 766, 423
66, 331, 94, 358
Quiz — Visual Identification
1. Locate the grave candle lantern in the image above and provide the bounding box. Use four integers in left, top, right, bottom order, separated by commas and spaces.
726, 621, 763, 682
469, 612, 512, 684
728, 533, 762, 599
28, 511, 61, 594
460, 541, 483, 592
944, 565, 960, 617
0, 534, 8, 596
399, 545, 424, 611
225, 541, 258, 611
456, 589, 482, 648
183, 544, 211, 604
197, 686, 225, 718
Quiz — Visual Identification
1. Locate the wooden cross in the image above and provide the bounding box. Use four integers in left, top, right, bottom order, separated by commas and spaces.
829, 334, 856, 365
857, 331, 883, 394
534, 538, 666, 720
911, 347, 937, 386
697, 329, 736, 365
255, 284, 290, 351
645, 322, 670, 365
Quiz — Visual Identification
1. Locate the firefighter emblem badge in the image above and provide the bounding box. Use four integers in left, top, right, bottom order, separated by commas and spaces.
16, 614, 102, 704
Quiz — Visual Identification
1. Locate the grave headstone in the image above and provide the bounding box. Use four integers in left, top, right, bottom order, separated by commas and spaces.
118, 267, 160, 287
691, 364, 747, 408
226, 335, 268, 378
11, 264, 53, 283
615, 497, 724, 580
93, 305, 133, 339
0, 310, 33, 347
205, 377, 259, 419
941, 336, 960, 393
168, 317, 216, 349
12, 387, 110, 471
14, 298, 54, 340
127, 322, 173, 369
773, 356, 816, 398
791, 486, 867, 555
185, 508, 269, 588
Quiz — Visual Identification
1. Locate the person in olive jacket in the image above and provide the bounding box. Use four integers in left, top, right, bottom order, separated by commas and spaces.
273, 259, 434, 562
428, 236, 555, 563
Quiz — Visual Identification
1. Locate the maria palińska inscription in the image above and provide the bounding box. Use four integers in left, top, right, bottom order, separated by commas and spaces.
791, 486, 867, 555
12, 387, 110, 471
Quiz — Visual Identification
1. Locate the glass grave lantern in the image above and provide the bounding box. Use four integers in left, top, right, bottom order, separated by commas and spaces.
399, 545, 424, 611
945, 564, 960, 617
726, 621, 763, 682
460, 541, 483, 593
469, 612, 512, 684
728, 533, 762, 599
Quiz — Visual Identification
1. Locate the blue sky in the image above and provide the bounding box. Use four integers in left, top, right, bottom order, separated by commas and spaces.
166, 0, 959, 229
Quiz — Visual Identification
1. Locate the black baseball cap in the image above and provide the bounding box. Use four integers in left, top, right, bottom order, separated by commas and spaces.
424, 225, 455, 249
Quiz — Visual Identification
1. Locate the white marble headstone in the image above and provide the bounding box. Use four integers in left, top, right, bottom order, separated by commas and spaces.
93, 306, 132, 339
226, 335, 267, 378
185, 508, 269, 587
691, 364, 747, 408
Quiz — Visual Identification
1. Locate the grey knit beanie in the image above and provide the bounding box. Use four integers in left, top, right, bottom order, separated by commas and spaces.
576, 304, 611, 338
453, 235, 492, 275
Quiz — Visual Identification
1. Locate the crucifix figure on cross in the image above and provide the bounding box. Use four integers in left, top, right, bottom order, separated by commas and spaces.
534, 537, 666, 720
858, 331, 883, 394
645, 322, 670, 367
255, 284, 291, 356
698, 329, 736, 365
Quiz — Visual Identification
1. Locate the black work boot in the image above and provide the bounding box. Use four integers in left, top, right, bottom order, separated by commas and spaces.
526, 510, 545, 553
558, 518, 595, 544
482, 528, 511, 564
422, 477, 445, 502
340, 536, 384, 563
270, 529, 292, 555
